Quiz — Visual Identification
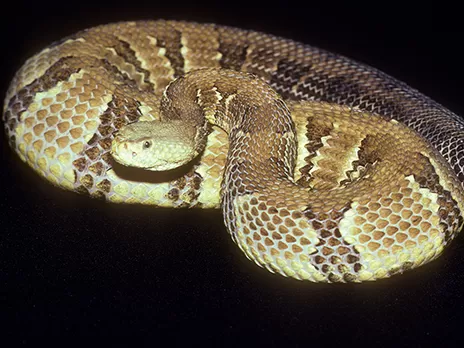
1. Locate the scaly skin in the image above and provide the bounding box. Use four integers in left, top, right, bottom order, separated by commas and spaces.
3, 21, 464, 282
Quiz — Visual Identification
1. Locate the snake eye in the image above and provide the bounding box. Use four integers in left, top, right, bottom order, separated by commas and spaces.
143, 141, 152, 149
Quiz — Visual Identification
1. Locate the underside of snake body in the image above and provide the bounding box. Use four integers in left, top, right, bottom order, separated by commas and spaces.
3, 20, 464, 282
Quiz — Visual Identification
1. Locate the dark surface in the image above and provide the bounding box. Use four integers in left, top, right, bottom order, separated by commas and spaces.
2, 1, 464, 344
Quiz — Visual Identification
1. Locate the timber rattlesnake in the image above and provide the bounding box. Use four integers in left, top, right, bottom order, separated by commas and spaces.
3, 21, 464, 282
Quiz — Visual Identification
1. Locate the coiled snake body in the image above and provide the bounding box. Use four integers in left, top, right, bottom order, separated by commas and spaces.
4, 21, 464, 282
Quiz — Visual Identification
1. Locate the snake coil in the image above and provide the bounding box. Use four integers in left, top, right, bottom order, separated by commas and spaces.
3, 21, 464, 282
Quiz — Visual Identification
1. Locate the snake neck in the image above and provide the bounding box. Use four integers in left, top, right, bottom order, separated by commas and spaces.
161, 68, 299, 186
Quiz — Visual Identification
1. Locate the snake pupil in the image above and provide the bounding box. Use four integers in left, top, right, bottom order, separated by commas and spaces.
143, 141, 151, 149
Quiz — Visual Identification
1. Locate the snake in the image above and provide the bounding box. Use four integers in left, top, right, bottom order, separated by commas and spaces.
3, 20, 464, 283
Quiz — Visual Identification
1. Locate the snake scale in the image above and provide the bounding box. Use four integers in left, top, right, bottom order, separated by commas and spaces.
4, 20, 464, 282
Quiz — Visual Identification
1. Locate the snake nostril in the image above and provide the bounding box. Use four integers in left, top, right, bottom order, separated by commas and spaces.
132, 151, 137, 158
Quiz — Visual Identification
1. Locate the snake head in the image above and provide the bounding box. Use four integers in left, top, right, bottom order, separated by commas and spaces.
111, 120, 198, 171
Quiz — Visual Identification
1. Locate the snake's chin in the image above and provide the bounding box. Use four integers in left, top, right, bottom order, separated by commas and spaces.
142, 159, 189, 172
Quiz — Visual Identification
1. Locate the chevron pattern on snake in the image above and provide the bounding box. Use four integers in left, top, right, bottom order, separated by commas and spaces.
3, 20, 464, 282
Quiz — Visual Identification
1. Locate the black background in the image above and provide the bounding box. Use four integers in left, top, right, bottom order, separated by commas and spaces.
2, 0, 464, 344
